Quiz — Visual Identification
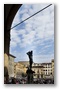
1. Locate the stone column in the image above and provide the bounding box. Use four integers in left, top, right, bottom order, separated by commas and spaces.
4, 30, 10, 83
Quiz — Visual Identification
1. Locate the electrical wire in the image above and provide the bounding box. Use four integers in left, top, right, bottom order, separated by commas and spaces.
10, 4, 52, 30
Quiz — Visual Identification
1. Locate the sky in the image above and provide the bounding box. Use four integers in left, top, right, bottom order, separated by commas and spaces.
10, 4, 54, 63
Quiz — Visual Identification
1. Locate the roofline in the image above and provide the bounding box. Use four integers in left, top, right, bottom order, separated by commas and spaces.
32, 66, 44, 68
9, 54, 16, 58
41, 63, 51, 64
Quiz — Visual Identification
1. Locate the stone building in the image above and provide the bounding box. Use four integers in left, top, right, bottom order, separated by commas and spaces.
51, 59, 54, 78
14, 61, 29, 78
41, 63, 52, 78
32, 65, 44, 79
14, 60, 54, 79
32, 60, 54, 79
8, 54, 16, 78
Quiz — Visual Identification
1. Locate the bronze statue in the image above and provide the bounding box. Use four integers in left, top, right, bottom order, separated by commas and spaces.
26, 51, 34, 83
27, 51, 33, 69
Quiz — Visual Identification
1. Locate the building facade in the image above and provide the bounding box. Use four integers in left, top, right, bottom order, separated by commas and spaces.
14, 60, 54, 79
41, 63, 52, 78
8, 54, 16, 78
32, 65, 43, 79
14, 61, 29, 78
51, 59, 54, 78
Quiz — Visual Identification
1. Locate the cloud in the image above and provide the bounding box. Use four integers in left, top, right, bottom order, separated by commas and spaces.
10, 29, 21, 47
33, 54, 54, 63
10, 4, 54, 62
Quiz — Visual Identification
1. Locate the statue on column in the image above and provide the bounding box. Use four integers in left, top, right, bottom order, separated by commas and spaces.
26, 51, 34, 83
27, 51, 33, 69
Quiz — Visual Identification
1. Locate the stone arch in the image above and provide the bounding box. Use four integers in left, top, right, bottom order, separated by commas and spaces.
4, 4, 22, 82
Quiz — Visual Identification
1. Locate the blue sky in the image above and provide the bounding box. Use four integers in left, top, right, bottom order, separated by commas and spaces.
10, 4, 54, 63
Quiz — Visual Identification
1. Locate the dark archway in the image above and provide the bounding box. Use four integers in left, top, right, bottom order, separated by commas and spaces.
4, 4, 22, 82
